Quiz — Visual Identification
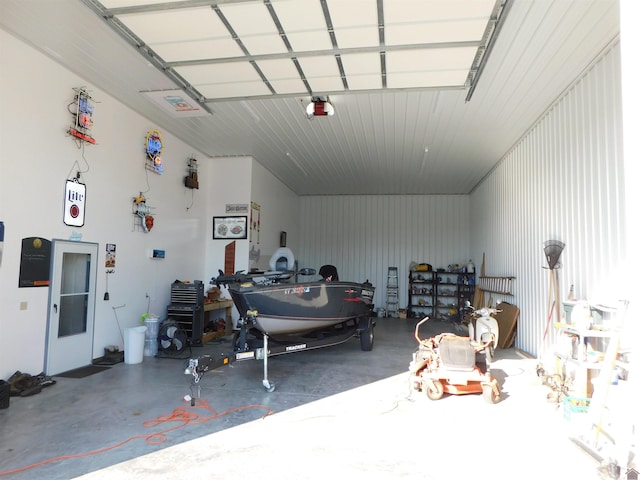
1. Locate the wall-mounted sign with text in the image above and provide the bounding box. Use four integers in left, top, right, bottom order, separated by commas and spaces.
63, 179, 86, 227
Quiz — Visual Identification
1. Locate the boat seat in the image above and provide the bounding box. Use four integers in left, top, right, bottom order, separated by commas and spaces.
269, 247, 295, 272
319, 264, 339, 281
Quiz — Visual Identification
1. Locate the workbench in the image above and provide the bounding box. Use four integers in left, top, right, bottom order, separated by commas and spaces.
201, 299, 234, 342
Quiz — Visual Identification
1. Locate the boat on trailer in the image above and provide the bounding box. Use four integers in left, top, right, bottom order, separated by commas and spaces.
210, 270, 376, 391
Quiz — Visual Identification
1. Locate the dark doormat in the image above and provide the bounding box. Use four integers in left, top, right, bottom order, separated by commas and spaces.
56, 365, 111, 378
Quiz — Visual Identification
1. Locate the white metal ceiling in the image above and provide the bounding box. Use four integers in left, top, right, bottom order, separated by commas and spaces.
0, 0, 620, 195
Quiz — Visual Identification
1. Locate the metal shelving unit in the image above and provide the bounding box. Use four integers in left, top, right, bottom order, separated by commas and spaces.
385, 267, 399, 318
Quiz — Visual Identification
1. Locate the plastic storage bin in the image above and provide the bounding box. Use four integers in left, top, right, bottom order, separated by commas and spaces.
124, 326, 147, 364
143, 316, 160, 357
144, 338, 158, 357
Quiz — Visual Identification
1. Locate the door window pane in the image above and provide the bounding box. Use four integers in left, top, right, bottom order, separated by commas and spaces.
58, 252, 90, 337
61, 253, 90, 294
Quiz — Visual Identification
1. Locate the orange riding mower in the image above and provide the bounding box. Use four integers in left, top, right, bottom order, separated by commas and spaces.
408, 316, 501, 404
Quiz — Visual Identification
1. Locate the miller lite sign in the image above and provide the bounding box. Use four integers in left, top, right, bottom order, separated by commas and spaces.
63, 179, 86, 227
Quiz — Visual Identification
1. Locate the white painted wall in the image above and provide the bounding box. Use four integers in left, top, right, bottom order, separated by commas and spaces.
250, 160, 300, 271
469, 41, 626, 356
203, 155, 252, 281
0, 31, 296, 379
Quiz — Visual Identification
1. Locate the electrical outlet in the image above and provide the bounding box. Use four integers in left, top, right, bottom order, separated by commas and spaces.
20, 301, 28, 311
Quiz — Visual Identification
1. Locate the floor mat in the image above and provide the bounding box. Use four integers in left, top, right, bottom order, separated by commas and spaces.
92, 352, 124, 365
56, 365, 111, 378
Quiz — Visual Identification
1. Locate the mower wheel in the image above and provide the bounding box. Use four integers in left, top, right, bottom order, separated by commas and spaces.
482, 384, 500, 404
424, 379, 444, 400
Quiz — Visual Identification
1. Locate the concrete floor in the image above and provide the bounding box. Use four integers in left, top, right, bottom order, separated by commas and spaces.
0, 317, 604, 479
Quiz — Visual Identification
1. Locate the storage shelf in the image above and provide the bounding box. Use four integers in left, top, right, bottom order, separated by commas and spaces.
408, 269, 474, 320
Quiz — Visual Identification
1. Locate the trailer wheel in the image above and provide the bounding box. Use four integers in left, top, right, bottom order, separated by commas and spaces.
424, 379, 444, 400
482, 384, 500, 404
359, 318, 374, 351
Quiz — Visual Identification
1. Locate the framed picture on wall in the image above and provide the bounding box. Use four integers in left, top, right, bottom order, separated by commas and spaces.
213, 216, 248, 240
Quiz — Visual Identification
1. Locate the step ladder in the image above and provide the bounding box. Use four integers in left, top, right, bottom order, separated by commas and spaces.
386, 267, 399, 318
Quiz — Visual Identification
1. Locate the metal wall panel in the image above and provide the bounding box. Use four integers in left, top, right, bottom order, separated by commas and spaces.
298, 42, 623, 359
470, 42, 625, 356
299, 195, 470, 310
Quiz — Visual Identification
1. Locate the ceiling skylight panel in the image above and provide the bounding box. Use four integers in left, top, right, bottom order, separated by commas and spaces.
383, 0, 495, 24
341, 52, 380, 76
256, 58, 301, 80
197, 81, 272, 99
297, 54, 343, 93
333, 25, 380, 49
340, 52, 381, 90
239, 35, 288, 56
153, 38, 244, 62
256, 58, 307, 94
269, 78, 308, 95
306, 75, 346, 93
386, 19, 489, 45
272, 0, 333, 51
297, 55, 341, 79
327, 0, 379, 49
327, 0, 378, 27
344, 74, 382, 91
116, 7, 225, 44
174, 61, 261, 86
385, 47, 478, 73
218, 2, 287, 55
387, 70, 469, 89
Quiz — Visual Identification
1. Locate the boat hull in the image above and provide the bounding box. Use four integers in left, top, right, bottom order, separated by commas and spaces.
229, 281, 375, 335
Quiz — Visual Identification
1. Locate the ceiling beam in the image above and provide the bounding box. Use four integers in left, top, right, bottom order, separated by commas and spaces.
166, 40, 481, 68
99, 0, 257, 17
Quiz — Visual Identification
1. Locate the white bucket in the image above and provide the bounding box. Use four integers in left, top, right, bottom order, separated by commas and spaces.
124, 325, 147, 364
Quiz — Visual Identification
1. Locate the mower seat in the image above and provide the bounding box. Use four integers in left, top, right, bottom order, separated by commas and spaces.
438, 336, 476, 370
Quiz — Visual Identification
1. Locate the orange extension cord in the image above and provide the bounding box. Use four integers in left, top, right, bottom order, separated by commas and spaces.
0, 399, 273, 476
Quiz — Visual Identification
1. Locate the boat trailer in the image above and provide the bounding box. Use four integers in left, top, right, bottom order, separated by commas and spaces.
185, 309, 374, 397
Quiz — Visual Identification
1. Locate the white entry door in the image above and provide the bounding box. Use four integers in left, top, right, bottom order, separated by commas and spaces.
45, 240, 98, 375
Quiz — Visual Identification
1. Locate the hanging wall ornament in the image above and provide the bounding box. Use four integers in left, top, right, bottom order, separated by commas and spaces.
133, 193, 155, 232
145, 129, 164, 174
68, 87, 97, 144
184, 157, 199, 189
